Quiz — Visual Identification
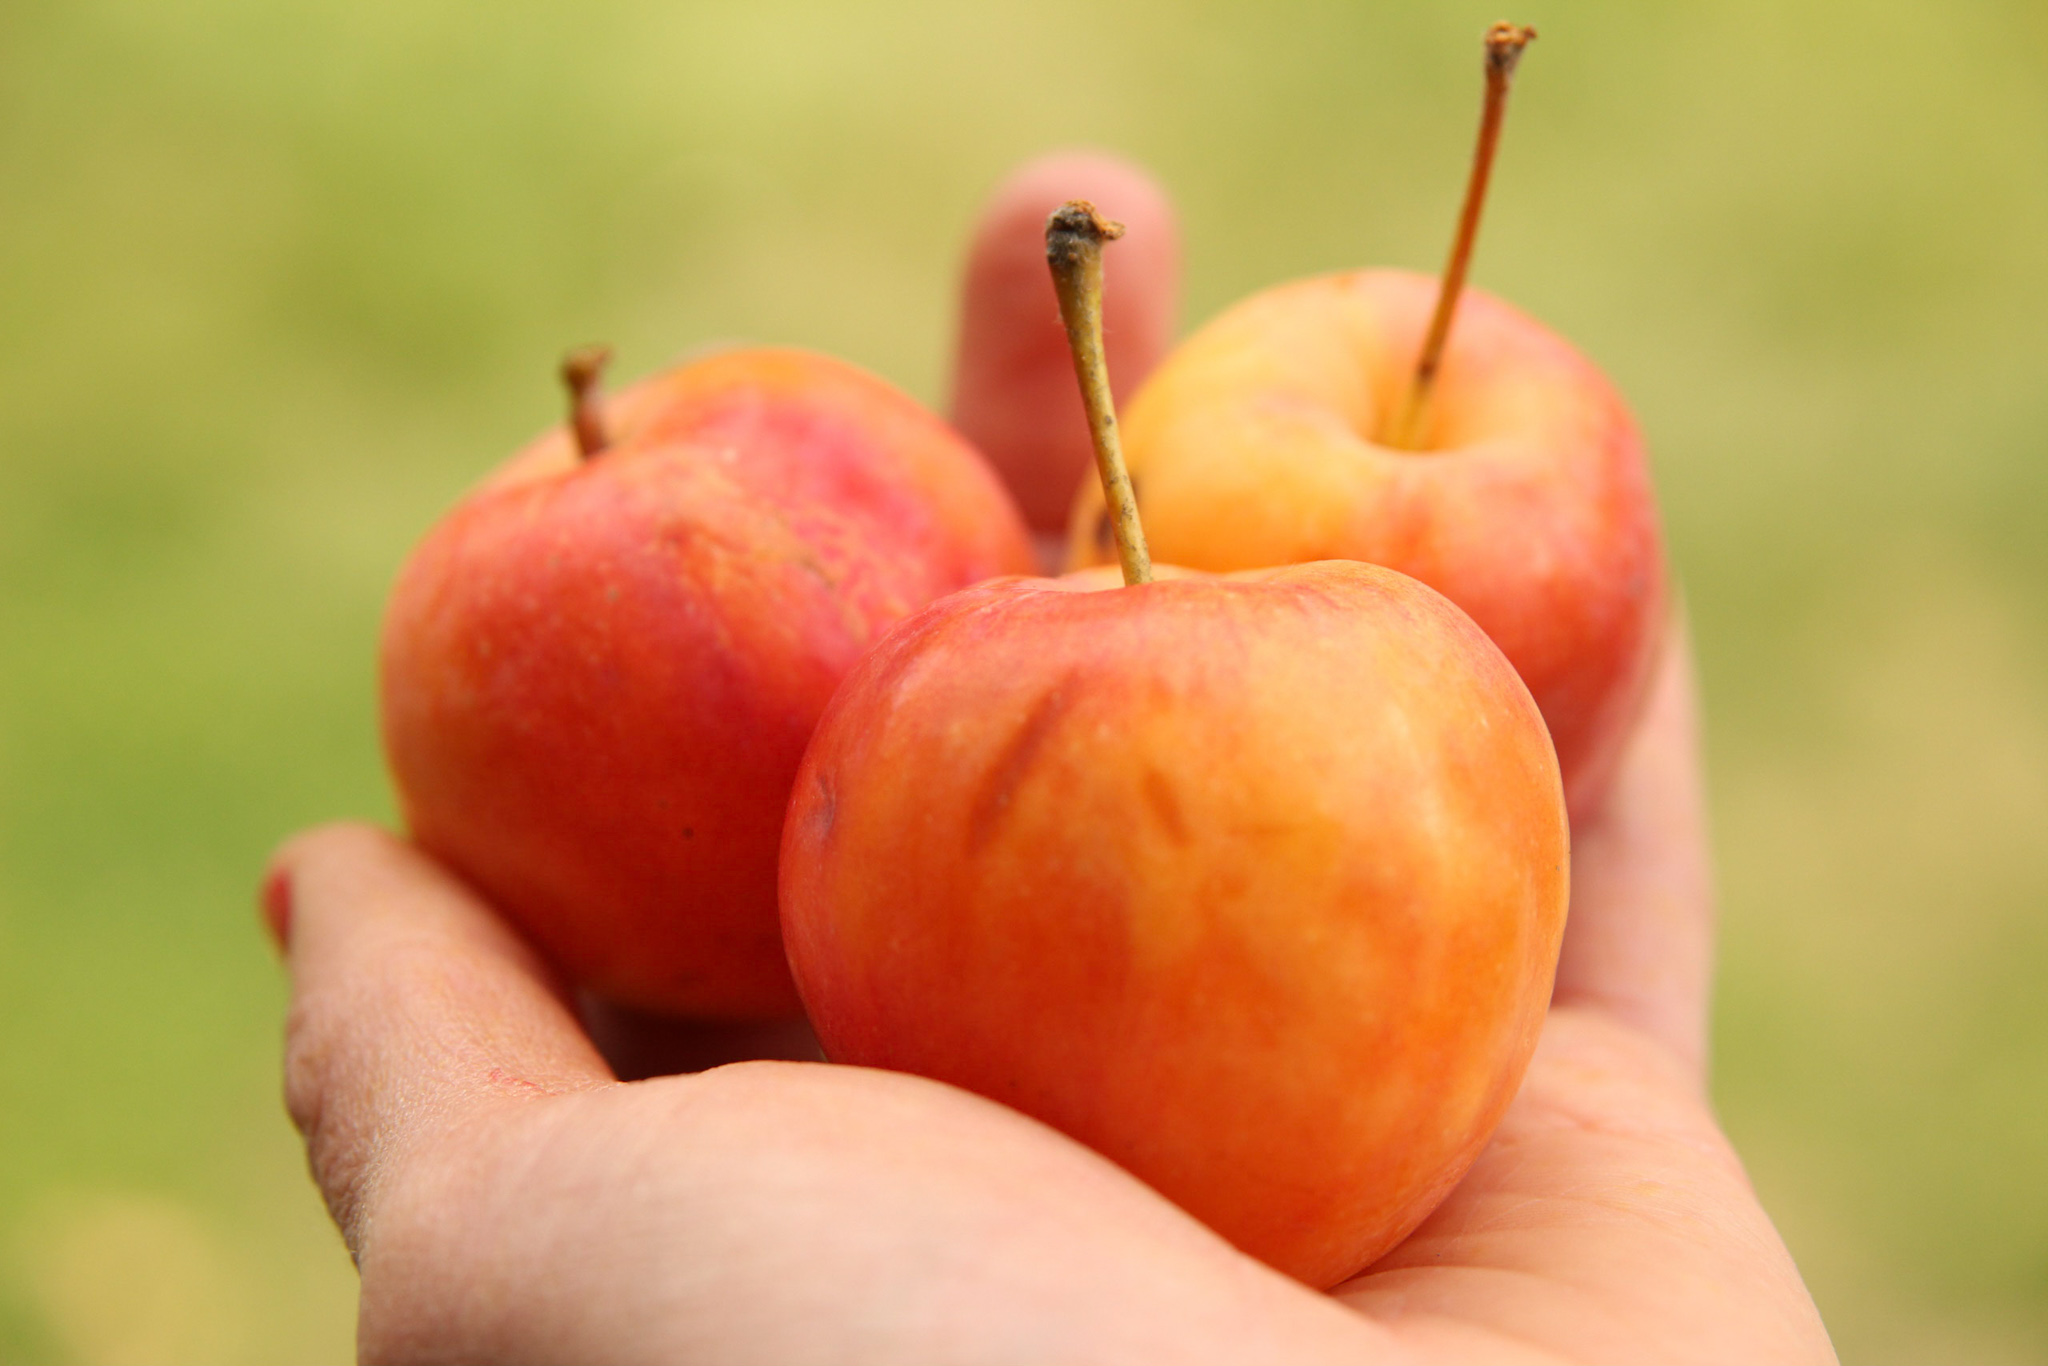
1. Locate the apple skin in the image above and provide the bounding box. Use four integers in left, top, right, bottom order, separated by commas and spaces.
381, 347, 1036, 1018
1065, 270, 1665, 819
781, 560, 1568, 1286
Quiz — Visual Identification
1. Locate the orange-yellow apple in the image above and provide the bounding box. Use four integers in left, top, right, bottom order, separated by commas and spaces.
380, 346, 1034, 1018
779, 203, 1569, 1287
780, 560, 1569, 1286
1065, 25, 1663, 818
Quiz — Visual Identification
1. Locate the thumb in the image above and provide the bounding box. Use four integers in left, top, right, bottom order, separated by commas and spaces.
264, 823, 610, 1254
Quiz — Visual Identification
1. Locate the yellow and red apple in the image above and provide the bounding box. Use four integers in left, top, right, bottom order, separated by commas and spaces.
1066, 26, 1664, 818
780, 559, 1569, 1286
1067, 271, 1664, 816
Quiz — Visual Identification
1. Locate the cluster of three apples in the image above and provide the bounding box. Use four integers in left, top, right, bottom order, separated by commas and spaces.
381, 23, 1664, 1291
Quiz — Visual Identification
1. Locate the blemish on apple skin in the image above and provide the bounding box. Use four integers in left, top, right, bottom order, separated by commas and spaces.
793, 550, 837, 588
1142, 767, 1190, 845
807, 771, 836, 842
969, 681, 1077, 850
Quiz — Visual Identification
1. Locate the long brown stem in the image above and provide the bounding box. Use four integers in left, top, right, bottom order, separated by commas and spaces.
561, 345, 613, 460
1386, 22, 1536, 451
1046, 202, 1153, 587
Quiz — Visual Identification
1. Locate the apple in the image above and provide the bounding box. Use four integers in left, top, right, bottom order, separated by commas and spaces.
381, 345, 1035, 1018
1064, 25, 1664, 818
780, 205, 1569, 1286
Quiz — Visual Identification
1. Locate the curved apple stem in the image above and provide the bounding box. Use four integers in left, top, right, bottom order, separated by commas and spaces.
1386, 22, 1536, 452
561, 345, 613, 460
1046, 202, 1153, 587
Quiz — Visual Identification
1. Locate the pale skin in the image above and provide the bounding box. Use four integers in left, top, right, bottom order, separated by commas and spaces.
265, 154, 1836, 1365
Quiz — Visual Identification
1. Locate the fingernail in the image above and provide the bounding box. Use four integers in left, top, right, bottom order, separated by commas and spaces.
260, 863, 294, 950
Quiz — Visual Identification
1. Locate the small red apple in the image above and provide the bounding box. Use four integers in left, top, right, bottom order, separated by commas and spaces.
1064, 25, 1664, 818
780, 206, 1569, 1286
381, 346, 1034, 1018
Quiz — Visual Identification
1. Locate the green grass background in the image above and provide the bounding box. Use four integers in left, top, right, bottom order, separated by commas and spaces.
2, 0, 2044, 1359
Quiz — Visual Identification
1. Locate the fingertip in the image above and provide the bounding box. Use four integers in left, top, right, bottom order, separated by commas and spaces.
966, 150, 1179, 265
279, 822, 535, 985
259, 861, 292, 951
950, 150, 1182, 532
260, 822, 373, 954
274, 819, 600, 1080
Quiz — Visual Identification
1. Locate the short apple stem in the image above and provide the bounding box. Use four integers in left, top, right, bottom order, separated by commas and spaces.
561, 345, 613, 460
1387, 22, 1536, 452
1046, 201, 1153, 587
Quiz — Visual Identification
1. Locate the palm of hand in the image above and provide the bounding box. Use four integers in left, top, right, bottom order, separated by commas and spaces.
269, 156, 1833, 1364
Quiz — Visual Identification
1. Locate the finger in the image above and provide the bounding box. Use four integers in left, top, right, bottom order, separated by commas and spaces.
265, 823, 610, 1251
361, 1062, 1392, 1366
1551, 614, 1716, 1079
948, 151, 1181, 537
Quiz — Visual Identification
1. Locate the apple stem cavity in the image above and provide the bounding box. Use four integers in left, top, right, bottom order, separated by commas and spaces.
1047, 201, 1153, 587
1387, 21, 1537, 452
561, 345, 614, 460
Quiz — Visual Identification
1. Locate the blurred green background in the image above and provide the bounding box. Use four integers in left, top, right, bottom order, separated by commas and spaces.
2, 0, 2043, 1359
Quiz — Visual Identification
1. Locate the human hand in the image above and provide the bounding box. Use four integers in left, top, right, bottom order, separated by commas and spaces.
266, 154, 1835, 1364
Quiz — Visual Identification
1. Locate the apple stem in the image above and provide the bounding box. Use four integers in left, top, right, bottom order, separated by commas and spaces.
1046, 201, 1153, 587
1387, 22, 1536, 452
561, 345, 614, 460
